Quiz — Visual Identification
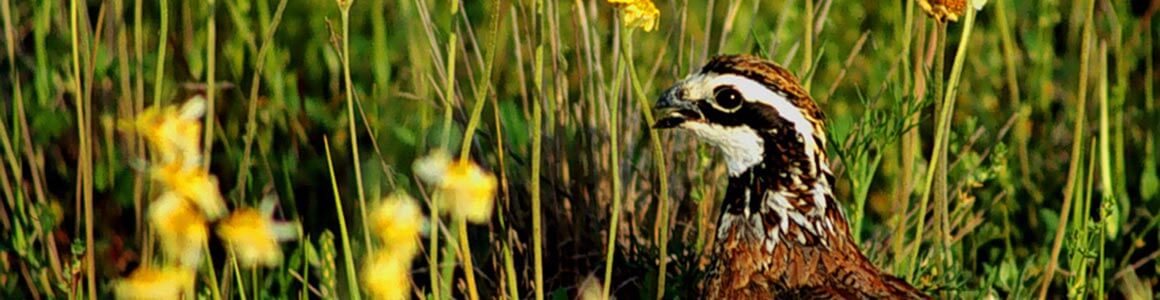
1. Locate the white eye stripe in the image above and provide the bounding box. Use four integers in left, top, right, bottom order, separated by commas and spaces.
706, 74, 819, 170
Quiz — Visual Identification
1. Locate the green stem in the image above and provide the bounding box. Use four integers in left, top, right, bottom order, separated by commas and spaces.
457, 218, 480, 300
68, 0, 95, 297
852, 155, 882, 244
441, 34, 459, 150
232, 255, 248, 300
624, 43, 671, 300
908, 6, 978, 280
152, 0, 168, 107
1039, 0, 1095, 297
203, 0, 216, 169
338, 5, 372, 256
324, 137, 362, 300
893, 0, 917, 272
601, 27, 628, 300
803, 0, 814, 89
428, 197, 441, 300
531, 3, 546, 297
453, 3, 502, 298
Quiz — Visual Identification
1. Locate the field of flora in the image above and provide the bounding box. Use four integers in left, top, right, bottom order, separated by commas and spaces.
1, 0, 1159, 299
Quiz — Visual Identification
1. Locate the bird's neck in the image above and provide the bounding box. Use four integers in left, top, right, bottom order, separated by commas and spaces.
715, 128, 851, 251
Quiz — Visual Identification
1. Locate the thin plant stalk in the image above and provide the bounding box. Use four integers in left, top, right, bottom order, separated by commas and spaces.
495, 105, 520, 300
324, 137, 363, 300
428, 200, 441, 300
428, 31, 458, 300
1098, 41, 1113, 235
69, 0, 95, 297
453, 2, 503, 299
1038, 0, 1094, 297
204, 240, 223, 300
893, 0, 917, 271
133, 0, 145, 243
909, 20, 946, 280
802, 0, 814, 89
232, 255, 248, 300
0, 0, 23, 211
602, 26, 629, 300
1096, 42, 1110, 300
456, 219, 480, 300
338, 1, 373, 255
531, 43, 545, 300
908, 5, 979, 280
440, 34, 459, 149
203, 0, 216, 169
623, 42, 671, 299
457, 4, 501, 158
235, 0, 289, 201
152, 0, 168, 107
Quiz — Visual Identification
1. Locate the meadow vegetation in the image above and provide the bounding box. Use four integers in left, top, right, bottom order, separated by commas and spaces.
1, 0, 1159, 299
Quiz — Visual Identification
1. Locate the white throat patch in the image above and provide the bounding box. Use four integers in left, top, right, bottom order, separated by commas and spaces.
681, 121, 763, 176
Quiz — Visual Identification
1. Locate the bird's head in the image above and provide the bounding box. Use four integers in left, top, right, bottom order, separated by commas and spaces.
654, 54, 827, 176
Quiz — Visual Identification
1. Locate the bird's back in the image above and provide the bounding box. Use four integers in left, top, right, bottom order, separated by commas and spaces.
703, 224, 928, 299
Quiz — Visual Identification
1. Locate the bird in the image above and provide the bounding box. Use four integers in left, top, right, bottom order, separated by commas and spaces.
653, 54, 930, 299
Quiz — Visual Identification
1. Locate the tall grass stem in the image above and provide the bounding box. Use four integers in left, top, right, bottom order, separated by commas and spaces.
1038, 0, 1095, 297
324, 136, 363, 300
908, 5, 979, 279
203, 0, 216, 170
601, 27, 629, 300
338, 4, 373, 256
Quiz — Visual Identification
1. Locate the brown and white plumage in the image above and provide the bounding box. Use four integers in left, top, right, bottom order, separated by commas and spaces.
654, 54, 929, 299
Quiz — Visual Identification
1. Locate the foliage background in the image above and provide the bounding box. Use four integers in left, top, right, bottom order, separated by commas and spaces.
1, 0, 1159, 298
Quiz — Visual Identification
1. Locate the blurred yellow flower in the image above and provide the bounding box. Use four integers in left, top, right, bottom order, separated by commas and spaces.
113, 267, 195, 300
217, 197, 298, 268
413, 152, 498, 224
608, 0, 659, 32
437, 161, 498, 223
134, 97, 206, 167
369, 193, 425, 258
362, 252, 411, 300
153, 163, 227, 220
148, 192, 208, 268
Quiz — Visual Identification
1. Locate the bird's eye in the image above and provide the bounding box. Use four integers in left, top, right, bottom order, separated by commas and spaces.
713, 86, 743, 111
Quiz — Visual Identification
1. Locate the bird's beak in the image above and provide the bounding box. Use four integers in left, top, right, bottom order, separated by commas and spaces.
653, 84, 702, 129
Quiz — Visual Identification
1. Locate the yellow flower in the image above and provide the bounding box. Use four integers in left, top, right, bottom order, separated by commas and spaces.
369, 193, 425, 259
148, 192, 208, 268
362, 252, 411, 300
437, 161, 498, 223
608, 0, 659, 32
413, 151, 498, 223
216, 196, 298, 268
918, 0, 966, 22
152, 163, 227, 220
113, 267, 195, 300
134, 97, 206, 167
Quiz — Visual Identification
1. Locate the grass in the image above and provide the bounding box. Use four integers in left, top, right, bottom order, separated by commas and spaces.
2, 0, 1160, 299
